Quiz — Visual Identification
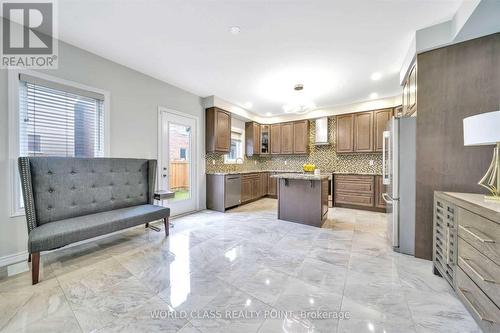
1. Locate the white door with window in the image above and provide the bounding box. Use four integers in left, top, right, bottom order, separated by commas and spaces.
159, 109, 197, 216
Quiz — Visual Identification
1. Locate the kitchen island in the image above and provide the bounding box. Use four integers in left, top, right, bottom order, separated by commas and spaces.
271, 173, 329, 227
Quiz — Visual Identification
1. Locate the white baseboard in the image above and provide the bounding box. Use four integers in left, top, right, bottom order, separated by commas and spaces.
0, 251, 29, 268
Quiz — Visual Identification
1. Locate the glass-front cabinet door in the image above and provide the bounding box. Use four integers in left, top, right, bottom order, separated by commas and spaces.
260, 124, 270, 154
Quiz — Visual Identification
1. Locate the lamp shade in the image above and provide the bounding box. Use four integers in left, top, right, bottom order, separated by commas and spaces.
463, 110, 500, 146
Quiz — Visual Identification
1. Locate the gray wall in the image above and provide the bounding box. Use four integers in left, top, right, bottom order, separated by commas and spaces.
0, 39, 205, 262
415, 33, 500, 260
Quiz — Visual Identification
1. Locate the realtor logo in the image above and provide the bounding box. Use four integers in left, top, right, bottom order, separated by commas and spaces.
1, 0, 58, 68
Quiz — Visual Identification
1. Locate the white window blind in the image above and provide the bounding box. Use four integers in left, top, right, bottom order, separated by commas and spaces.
18, 74, 105, 158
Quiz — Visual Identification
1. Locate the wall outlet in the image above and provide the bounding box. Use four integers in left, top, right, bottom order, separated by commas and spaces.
284, 160, 287, 165
369, 160, 374, 166
212, 160, 215, 165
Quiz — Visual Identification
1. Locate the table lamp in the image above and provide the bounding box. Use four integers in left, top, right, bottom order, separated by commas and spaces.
463, 110, 500, 200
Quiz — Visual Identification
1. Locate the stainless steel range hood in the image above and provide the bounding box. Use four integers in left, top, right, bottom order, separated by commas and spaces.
314, 117, 330, 145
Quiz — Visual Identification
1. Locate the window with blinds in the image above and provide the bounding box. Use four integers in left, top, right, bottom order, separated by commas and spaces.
18, 74, 105, 158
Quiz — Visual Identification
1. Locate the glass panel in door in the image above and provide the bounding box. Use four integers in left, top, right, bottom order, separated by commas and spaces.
168, 123, 191, 202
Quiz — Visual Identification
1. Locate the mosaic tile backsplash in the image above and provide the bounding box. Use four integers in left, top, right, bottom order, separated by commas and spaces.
205, 117, 382, 174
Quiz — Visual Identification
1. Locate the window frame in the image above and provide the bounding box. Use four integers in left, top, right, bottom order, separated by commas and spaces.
8, 70, 111, 217
224, 128, 244, 164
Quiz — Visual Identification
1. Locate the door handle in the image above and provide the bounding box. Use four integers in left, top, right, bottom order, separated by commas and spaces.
459, 225, 495, 243
162, 174, 167, 178
382, 131, 387, 182
382, 193, 393, 204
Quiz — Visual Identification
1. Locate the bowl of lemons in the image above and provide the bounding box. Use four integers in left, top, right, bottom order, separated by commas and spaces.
303, 164, 316, 173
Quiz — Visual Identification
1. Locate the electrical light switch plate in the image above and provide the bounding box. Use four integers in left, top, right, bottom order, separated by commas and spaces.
369, 160, 374, 166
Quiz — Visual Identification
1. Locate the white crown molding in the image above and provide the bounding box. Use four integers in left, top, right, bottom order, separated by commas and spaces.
203, 95, 401, 124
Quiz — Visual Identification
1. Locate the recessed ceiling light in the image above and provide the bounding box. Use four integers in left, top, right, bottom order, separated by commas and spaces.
294, 84, 304, 91
229, 26, 241, 35
369, 92, 378, 99
243, 102, 252, 109
370, 72, 382, 81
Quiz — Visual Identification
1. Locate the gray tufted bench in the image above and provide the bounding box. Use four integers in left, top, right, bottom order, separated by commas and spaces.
18, 157, 170, 285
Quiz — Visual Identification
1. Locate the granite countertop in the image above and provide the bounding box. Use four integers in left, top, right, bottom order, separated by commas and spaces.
206, 170, 305, 175
333, 172, 382, 176
270, 173, 330, 180
207, 170, 381, 176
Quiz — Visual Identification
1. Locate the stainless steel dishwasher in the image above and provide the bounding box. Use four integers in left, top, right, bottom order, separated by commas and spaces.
225, 174, 242, 209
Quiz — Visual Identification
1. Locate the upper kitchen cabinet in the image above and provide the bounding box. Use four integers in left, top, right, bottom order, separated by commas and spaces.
281, 122, 294, 154
402, 61, 417, 117
206, 107, 231, 153
245, 121, 260, 157
353, 111, 373, 152
373, 108, 393, 152
260, 124, 270, 155
293, 120, 309, 154
336, 114, 354, 153
271, 124, 281, 154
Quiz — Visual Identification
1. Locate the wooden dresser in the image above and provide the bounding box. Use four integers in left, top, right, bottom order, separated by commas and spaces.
434, 192, 500, 332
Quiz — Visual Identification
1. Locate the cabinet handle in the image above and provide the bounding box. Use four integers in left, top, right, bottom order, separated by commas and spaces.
459, 288, 499, 323
459, 225, 495, 243
459, 256, 498, 284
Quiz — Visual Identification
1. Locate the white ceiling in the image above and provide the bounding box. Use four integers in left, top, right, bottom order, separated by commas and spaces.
58, 0, 462, 116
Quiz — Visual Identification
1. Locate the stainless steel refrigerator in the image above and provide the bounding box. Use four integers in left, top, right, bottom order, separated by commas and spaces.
382, 117, 416, 255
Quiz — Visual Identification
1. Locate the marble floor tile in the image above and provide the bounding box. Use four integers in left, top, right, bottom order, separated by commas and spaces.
405, 289, 481, 333
189, 286, 272, 333
295, 258, 347, 294
93, 296, 187, 333
273, 277, 343, 314
66, 276, 157, 332
0, 200, 478, 333
231, 266, 291, 306
343, 270, 411, 321
158, 270, 230, 312
339, 296, 415, 333
0, 278, 79, 332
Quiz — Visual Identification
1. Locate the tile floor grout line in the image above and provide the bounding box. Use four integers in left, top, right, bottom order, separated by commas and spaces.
53, 266, 86, 333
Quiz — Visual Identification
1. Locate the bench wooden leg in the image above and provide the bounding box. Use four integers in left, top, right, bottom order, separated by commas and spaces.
163, 217, 169, 237
31, 252, 40, 285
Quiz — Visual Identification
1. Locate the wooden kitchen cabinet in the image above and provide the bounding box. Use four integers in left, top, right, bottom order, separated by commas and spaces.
293, 120, 309, 154
260, 125, 270, 155
334, 174, 385, 211
336, 114, 354, 153
251, 176, 261, 200
245, 120, 308, 156
245, 122, 260, 156
260, 172, 268, 196
241, 176, 252, 203
375, 175, 386, 209
271, 124, 281, 154
402, 61, 417, 117
353, 112, 373, 152
373, 108, 393, 152
281, 122, 294, 154
242, 173, 262, 202
268, 173, 277, 197
206, 107, 231, 153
